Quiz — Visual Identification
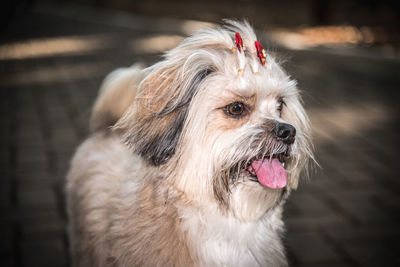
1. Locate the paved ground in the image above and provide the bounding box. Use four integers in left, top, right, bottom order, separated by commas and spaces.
1, 3, 399, 267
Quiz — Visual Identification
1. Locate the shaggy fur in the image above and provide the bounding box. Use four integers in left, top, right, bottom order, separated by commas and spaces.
67, 20, 313, 267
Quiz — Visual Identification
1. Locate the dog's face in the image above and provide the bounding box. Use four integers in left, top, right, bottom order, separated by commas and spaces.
115, 21, 313, 221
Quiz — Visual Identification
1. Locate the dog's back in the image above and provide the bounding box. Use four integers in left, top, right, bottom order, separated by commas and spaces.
67, 65, 149, 266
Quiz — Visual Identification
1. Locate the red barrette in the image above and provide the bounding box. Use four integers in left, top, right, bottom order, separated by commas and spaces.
235, 33, 244, 52
255, 41, 266, 65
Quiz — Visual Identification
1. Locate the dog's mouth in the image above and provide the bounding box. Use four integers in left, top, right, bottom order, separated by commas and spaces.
244, 153, 288, 189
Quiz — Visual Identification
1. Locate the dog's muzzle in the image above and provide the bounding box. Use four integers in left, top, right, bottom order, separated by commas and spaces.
242, 122, 297, 189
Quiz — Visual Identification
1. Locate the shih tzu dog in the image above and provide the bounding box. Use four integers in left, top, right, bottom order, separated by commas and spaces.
67, 20, 313, 266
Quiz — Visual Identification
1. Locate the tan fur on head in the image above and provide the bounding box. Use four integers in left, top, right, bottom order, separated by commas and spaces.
67, 20, 313, 266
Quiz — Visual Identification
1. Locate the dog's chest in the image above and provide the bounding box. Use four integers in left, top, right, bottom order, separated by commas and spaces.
181, 207, 286, 266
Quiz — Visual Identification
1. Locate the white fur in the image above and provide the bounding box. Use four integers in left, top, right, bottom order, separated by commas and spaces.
181, 204, 287, 266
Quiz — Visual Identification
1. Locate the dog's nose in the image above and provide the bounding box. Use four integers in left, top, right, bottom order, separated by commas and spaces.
275, 123, 296, 144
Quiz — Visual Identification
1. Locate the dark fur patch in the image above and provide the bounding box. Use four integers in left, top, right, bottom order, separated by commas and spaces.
142, 107, 188, 165
213, 169, 231, 206
135, 68, 214, 166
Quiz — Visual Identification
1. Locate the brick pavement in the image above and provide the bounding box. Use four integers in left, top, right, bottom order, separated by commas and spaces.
1, 3, 399, 267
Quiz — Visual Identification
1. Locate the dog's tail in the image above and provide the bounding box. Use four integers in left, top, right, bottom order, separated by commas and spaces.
90, 64, 146, 132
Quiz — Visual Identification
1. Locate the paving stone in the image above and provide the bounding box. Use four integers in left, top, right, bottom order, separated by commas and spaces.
15, 170, 52, 182
15, 160, 48, 173
17, 189, 58, 209
47, 109, 71, 126
15, 129, 43, 145
16, 147, 47, 167
285, 213, 349, 232
298, 262, 353, 267
16, 176, 55, 193
15, 139, 46, 151
20, 237, 68, 267
0, 186, 12, 209
285, 191, 352, 230
290, 193, 335, 217
325, 191, 395, 225
21, 217, 66, 240
0, 256, 16, 267
342, 242, 400, 267
304, 172, 345, 193
286, 232, 341, 264
0, 223, 14, 254
51, 126, 78, 145
324, 225, 400, 244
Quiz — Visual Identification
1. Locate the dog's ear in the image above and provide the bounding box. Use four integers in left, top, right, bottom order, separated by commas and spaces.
114, 61, 214, 166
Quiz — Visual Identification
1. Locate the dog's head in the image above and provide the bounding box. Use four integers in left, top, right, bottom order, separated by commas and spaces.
115, 20, 313, 220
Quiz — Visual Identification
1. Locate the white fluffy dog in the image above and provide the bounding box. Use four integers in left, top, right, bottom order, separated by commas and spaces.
67, 20, 313, 267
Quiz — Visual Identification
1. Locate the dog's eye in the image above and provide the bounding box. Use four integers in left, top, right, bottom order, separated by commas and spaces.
277, 98, 285, 115
224, 102, 247, 118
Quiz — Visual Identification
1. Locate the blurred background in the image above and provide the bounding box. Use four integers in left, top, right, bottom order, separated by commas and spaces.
0, 0, 399, 266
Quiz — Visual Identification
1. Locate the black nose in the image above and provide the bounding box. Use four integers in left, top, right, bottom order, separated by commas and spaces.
275, 123, 296, 144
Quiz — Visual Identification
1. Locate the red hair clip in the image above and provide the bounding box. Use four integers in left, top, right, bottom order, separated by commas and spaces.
235, 33, 244, 52
255, 41, 266, 65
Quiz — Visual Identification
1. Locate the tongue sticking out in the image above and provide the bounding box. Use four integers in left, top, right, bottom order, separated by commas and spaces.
248, 158, 287, 189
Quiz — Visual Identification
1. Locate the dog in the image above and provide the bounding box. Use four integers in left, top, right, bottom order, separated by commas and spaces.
66, 20, 313, 267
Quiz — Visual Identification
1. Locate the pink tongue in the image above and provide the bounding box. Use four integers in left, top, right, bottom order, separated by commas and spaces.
248, 158, 287, 189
